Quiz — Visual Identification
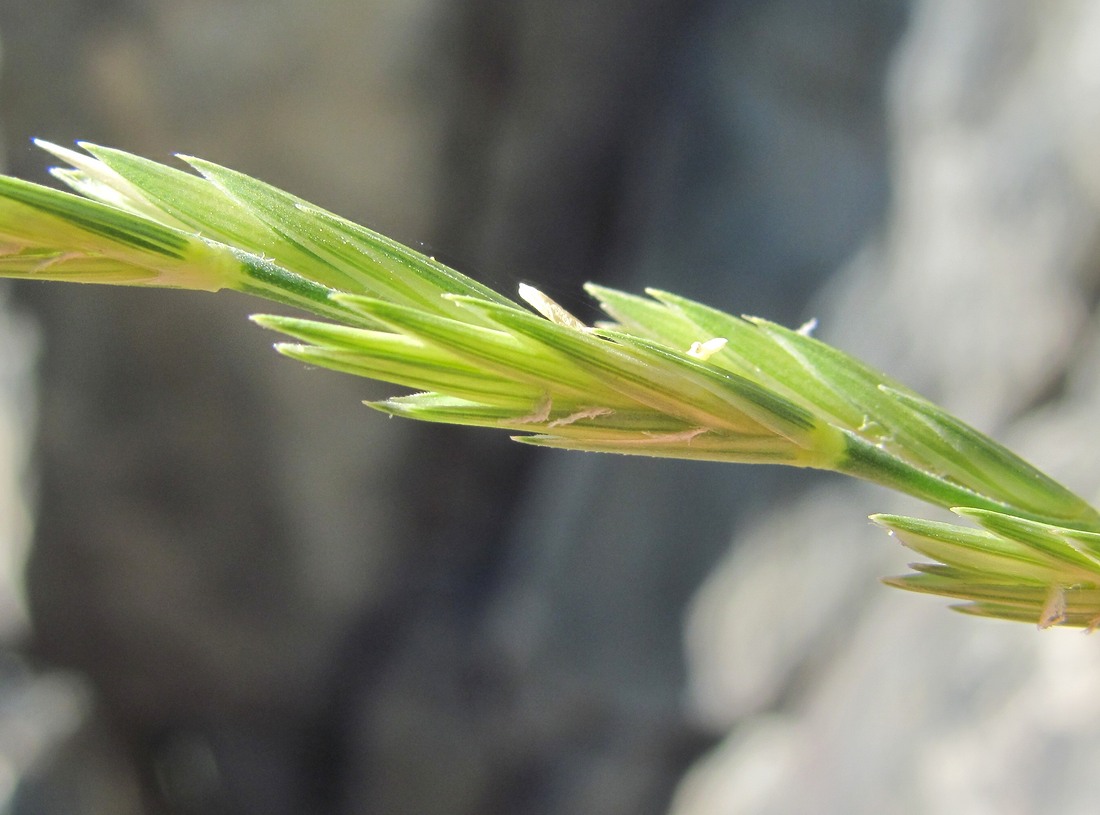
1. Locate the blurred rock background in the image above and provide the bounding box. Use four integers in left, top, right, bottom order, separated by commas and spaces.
0, 1, 1098, 814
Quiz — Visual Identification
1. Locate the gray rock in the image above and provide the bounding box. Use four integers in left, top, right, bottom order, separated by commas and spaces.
674, 3, 1100, 813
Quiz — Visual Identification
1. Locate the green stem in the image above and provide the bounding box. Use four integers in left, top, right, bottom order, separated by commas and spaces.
838, 433, 1100, 531
230, 250, 366, 325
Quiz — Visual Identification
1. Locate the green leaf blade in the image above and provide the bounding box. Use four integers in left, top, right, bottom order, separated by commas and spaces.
183, 157, 518, 322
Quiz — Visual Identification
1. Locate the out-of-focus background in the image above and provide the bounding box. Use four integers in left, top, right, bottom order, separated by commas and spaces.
1, 1, 1100, 813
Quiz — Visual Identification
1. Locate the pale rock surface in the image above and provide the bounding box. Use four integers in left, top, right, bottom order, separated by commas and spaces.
674, 3, 1100, 813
